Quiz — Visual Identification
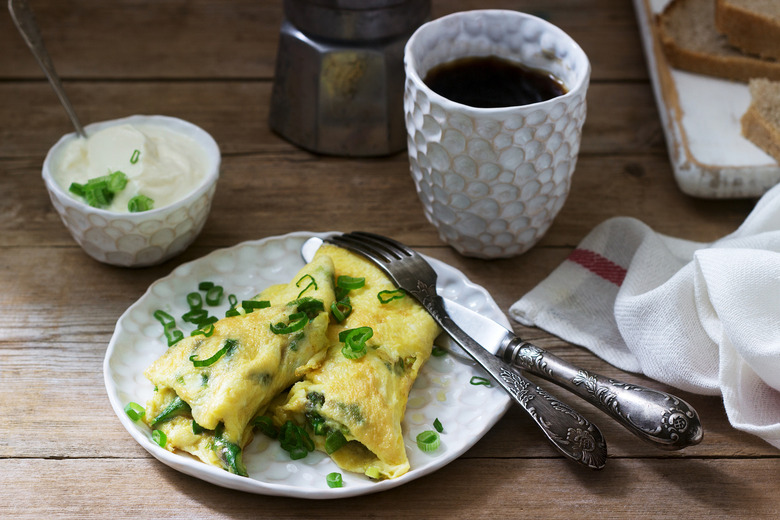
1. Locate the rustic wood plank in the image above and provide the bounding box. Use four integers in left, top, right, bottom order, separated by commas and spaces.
0, 80, 665, 159
1, 458, 778, 519
0, 0, 648, 81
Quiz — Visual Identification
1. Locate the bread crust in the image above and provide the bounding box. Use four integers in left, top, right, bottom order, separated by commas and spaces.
716, 0, 780, 60
658, 0, 780, 82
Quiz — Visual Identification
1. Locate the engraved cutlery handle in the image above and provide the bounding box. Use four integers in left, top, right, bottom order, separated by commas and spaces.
501, 339, 703, 450
431, 302, 608, 469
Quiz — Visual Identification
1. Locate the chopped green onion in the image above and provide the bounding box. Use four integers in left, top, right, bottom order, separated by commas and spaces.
192, 420, 205, 435
69, 182, 85, 197
150, 395, 191, 426
325, 430, 348, 454
431, 346, 447, 357
293, 297, 324, 319
153, 310, 176, 328
130, 149, 141, 164
416, 430, 440, 452
296, 274, 318, 298
164, 327, 184, 347
206, 285, 224, 306
270, 311, 308, 335
339, 326, 373, 360
128, 194, 154, 212
242, 299, 270, 311
189, 338, 239, 367
152, 429, 167, 448
225, 308, 241, 318
181, 308, 208, 324
433, 418, 443, 433
337, 275, 365, 291
330, 299, 352, 322
190, 323, 216, 337
252, 416, 279, 439
213, 424, 247, 476
124, 402, 145, 422
199, 281, 214, 291
469, 376, 491, 386
326, 472, 343, 488
107, 170, 128, 193
377, 289, 405, 303
186, 292, 203, 309
228, 294, 238, 307
278, 421, 314, 460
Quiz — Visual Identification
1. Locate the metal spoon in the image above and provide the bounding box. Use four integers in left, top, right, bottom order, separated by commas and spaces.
9, 0, 87, 137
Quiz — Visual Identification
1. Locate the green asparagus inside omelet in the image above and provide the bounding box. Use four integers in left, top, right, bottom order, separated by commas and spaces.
269, 245, 441, 480
143, 254, 336, 475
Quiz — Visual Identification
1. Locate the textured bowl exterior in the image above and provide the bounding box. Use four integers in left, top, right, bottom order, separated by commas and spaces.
42, 115, 221, 267
404, 10, 590, 258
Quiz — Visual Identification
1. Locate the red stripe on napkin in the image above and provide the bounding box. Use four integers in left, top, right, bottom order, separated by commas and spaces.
567, 249, 627, 286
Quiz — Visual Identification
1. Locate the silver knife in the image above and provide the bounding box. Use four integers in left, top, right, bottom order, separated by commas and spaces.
303, 236, 703, 450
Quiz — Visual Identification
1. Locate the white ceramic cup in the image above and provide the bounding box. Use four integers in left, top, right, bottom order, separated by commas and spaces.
403, 10, 590, 258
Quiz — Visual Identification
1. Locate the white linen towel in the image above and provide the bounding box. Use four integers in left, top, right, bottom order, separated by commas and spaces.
509, 183, 780, 449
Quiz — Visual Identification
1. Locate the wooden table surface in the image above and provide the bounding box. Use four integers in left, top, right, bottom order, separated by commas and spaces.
2, 1, 777, 518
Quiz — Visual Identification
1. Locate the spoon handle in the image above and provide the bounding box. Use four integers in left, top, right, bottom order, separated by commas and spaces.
8, 0, 87, 137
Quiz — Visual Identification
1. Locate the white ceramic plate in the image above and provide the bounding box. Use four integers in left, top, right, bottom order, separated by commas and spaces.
104, 231, 511, 498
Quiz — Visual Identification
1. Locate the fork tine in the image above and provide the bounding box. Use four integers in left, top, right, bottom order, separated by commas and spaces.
349, 232, 412, 260
327, 234, 394, 265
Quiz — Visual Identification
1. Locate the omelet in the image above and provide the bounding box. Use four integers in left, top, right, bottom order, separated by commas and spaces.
143, 254, 336, 475
270, 245, 441, 480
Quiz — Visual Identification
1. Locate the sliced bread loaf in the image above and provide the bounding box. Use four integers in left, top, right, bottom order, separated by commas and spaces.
741, 78, 780, 163
657, 0, 780, 82
715, 0, 780, 60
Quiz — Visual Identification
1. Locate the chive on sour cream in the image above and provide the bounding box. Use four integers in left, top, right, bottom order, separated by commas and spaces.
53, 122, 209, 213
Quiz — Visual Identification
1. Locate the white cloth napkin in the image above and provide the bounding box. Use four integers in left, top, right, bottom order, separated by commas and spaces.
509, 183, 780, 449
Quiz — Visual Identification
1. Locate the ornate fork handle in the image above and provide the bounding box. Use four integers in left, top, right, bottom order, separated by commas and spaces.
431, 299, 608, 469
501, 339, 702, 449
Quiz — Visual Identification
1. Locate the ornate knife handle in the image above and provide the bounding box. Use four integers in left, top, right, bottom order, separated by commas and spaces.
430, 304, 608, 469
501, 339, 703, 450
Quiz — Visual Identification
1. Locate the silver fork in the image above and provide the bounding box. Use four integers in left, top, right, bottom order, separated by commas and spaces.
327, 231, 608, 469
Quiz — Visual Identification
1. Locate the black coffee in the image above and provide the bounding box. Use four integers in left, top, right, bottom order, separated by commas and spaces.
423, 56, 567, 108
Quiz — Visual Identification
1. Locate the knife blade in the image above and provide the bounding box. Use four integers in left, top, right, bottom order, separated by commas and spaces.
301, 235, 703, 450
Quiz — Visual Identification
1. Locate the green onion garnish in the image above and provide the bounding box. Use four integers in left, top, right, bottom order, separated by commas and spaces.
124, 402, 145, 421
377, 289, 405, 303
278, 421, 314, 460
228, 294, 238, 307
416, 430, 440, 452
242, 300, 270, 311
433, 418, 443, 433
69, 182, 85, 197
469, 376, 491, 386
186, 292, 202, 309
149, 395, 191, 426
190, 323, 216, 337
330, 299, 352, 322
153, 310, 176, 328
324, 430, 348, 454
252, 416, 279, 439
164, 327, 184, 347
337, 275, 365, 291
108, 170, 128, 192
128, 194, 154, 212
182, 308, 208, 324
339, 326, 373, 360
326, 472, 343, 488
206, 285, 224, 306
189, 338, 238, 367
192, 420, 205, 435
293, 297, 324, 319
130, 149, 141, 164
152, 429, 167, 448
295, 274, 318, 298
270, 312, 308, 335
431, 346, 447, 357
199, 281, 214, 291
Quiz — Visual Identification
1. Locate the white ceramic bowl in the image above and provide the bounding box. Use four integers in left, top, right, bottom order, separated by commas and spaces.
404, 10, 591, 258
42, 115, 221, 267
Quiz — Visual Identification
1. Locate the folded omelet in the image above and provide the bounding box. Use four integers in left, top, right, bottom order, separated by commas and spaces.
143, 254, 336, 475
270, 245, 441, 480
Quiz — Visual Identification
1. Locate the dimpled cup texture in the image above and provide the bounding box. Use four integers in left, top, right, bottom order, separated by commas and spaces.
404, 10, 590, 258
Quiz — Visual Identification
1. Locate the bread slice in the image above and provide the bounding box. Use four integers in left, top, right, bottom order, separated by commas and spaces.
657, 0, 780, 82
741, 78, 780, 163
716, 0, 780, 60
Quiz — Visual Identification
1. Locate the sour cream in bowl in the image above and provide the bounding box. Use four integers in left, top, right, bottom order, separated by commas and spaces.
42, 115, 221, 267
